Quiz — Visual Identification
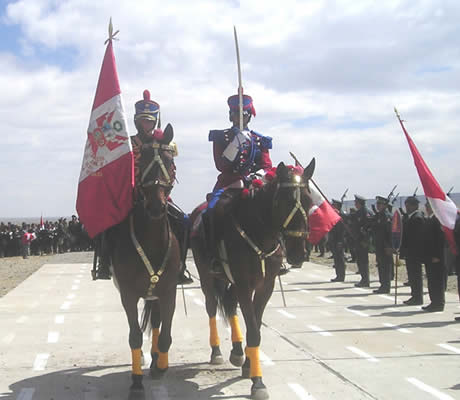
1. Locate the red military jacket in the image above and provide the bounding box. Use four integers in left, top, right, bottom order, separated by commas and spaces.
209, 127, 272, 190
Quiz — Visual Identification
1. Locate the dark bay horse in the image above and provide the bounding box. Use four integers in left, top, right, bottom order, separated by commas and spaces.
190, 160, 315, 400
108, 124, 181, 391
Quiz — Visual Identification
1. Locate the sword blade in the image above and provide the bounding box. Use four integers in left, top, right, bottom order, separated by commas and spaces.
233, 26, 243, 130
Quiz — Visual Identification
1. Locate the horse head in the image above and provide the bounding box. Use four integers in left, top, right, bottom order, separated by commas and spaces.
137, 123, 177, 219
274, 158, 315, 265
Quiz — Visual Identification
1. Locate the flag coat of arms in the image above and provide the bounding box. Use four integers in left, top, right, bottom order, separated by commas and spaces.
76, 38, 134, 238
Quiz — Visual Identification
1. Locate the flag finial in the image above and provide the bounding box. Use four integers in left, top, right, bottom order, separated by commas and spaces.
104, 17, 120, 45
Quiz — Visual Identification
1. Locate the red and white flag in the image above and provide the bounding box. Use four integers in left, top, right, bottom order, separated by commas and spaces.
76, 36, 134, 238
396, 109, 458, 254
307, 182, 341, 244
39, 214, 44, 230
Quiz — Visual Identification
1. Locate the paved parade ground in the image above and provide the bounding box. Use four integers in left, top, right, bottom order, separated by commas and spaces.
1, 258, 459, 400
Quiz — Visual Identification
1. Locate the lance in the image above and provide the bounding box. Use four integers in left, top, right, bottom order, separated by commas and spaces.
233, 26, 244, 131
340, 188, 349, 203
447, 186, 454, 197
413, 186, 418, 197
289, 152, 331, 204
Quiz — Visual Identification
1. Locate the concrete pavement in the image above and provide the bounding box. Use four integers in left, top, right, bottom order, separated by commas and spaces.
0, 258, 459, 399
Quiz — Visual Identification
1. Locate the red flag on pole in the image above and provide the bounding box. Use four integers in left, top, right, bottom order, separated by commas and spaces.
307, 182, 341, 244
395, 108, 458, 254
40, 214, 44, 230
76, 24, 134, 238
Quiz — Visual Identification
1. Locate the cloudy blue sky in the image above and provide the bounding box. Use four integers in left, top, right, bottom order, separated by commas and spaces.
1, 0, 459, 218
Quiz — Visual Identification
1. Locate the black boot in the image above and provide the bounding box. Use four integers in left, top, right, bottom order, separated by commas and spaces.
96, 262, 111, 280
95, 232, 111, 280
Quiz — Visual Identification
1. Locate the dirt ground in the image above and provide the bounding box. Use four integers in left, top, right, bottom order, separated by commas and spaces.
309, 249, 459, 295
0, 252, 93, 298
0, 250, 458, 298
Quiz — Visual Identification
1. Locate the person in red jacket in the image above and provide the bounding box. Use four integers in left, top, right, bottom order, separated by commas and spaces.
204, 93, 273, 274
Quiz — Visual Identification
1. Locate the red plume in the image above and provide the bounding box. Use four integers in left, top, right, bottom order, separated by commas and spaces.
143, 90, 150, 101
241, 188, 250, 199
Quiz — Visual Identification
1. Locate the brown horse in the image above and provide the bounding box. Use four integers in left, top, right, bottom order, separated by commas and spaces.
190, 160, 315, 400
107, 124, 181, 391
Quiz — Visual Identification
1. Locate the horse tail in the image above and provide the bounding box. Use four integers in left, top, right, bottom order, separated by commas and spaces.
140, 300, 155, 333
214, 280, 237, 321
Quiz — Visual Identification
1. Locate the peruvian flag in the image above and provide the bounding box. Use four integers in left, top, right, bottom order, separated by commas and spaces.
39, 214, 44, 230
396, 110, 458, 254
307, 182, 341, 244
76, 37, 134, 238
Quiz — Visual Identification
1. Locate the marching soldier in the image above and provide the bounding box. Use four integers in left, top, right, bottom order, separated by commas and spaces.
422, 201, 445, 312
350, 195, 372, 287
329, 199, 346, 282
371, 196, 393, 293
95, 90, 193, 284
203, 93, 272, 274
400, 196, 425, 305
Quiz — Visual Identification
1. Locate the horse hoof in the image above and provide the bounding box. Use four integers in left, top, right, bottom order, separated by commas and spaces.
242, 366, 250, 379
230, 351, 245, 367
251, 377, 269, 400
211, 347, 224, 365
149, 353, 159, 369
130, 374, 144, 392
150, 366, 168, 380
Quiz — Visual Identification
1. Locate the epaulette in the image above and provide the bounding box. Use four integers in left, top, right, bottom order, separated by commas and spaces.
209, 129, 232, 143
251, 131, 272, 150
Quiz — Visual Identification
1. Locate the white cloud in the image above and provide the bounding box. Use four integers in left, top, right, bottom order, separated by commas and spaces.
1, 0, 460, 219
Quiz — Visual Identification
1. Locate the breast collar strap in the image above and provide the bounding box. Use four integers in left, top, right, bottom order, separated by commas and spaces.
232, 216, 280, 278
129, 214, 172, 297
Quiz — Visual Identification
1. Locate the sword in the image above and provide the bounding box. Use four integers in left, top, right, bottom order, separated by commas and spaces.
233, 26, 243, 131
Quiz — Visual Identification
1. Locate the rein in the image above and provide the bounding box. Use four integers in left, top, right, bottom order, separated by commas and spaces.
232, 216, 280, 278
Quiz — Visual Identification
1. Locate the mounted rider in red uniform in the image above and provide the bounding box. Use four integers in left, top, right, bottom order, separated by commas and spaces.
96, 90, 193, 284
203, 93, 273, 274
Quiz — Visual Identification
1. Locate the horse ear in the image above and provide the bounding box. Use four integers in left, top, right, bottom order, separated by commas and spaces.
162, 123, 174, 144
276, 162, 289, 180
302, 157, 315, 181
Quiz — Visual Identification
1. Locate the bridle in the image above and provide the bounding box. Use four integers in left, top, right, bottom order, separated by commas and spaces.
274, 174, 310, 239
138, 142, 177, 219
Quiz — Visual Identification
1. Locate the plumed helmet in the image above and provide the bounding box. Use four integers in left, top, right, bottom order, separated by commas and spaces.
227, 93, 256, 117
134, 90, 160, 124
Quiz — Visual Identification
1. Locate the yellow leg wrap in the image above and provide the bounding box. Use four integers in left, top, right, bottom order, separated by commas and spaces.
245, 346, 262, 378
131, 348, 143, 376
229, 315, 243, 343
151, 328, 160, 354
157, 351, 169, 370
209, 316, 220, 347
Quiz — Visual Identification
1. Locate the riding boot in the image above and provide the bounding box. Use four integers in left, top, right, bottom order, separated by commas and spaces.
96, 232, 111, 280
203, 210, 224, 276
168, 202, 194, 285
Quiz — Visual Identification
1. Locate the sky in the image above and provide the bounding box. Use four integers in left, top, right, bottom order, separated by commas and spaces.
1, 0, 460, 218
